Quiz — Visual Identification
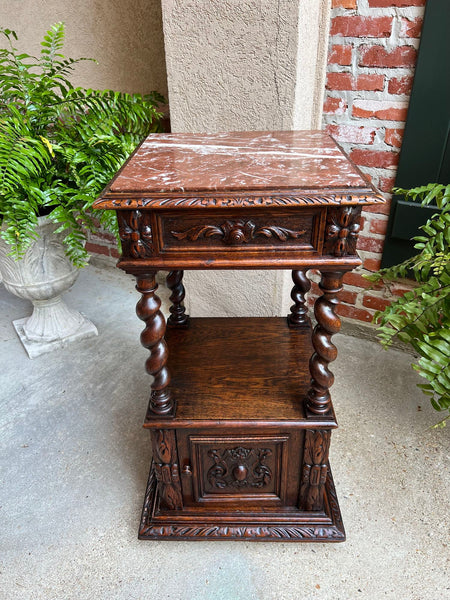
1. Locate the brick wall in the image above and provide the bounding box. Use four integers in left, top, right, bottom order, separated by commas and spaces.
322, 0, 426, 322
87, 0, 426, 325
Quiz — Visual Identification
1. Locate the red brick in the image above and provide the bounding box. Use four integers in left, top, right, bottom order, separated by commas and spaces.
89, 231, 116, 243
353, 100, 408, 121
369, 218, 389, 235
356, 74, 385, 91
344, 271, 376, 289
363, 257, 382, 272
359, 45, 417, 68
392, 284, 414, 297
326, 73, 385, 92
400, 17, 423, 38
339, 289, 358, 304
326, 124, 376, 145
377, 177, 396, 194
323, 96, 348, 114
385, 128, 404, 148
350, 149, 399, 169
362, 294, 392, 311
332, 0, 357, 7
331, 16, 393, 38
326, 72, 354, 90
368, 0, 425, 6
388, 75, 414, 95
336, 303, 374, 323
363, 200, 392, 215
328, 45, 352, 66
357, 235, 386, 253
110, 247, 120, 259
85, 242, 109, 256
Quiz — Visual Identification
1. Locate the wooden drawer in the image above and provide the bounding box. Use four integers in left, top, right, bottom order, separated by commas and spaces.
156, 209, 324, 255
177, 429, 303, 509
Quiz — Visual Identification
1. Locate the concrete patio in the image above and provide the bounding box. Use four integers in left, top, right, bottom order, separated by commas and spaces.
1, 264, 449, 600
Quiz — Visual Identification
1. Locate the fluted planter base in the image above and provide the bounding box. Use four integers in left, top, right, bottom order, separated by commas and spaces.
14, 313, 98, 359
0, 216, 98, 358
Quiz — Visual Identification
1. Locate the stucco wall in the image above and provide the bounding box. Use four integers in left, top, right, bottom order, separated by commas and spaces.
161, 0, 332, 317
0, 0, 168, 96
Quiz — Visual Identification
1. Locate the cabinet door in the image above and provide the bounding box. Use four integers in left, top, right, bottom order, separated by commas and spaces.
177, 430, 302, 509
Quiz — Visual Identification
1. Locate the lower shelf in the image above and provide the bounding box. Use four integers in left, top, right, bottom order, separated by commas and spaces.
139, 460, 346, 542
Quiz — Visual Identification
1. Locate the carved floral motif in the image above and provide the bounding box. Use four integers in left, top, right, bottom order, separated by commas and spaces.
324, 206, 361, 256
151, 430, 183, 510
119, 210, 153, 258
171, 220, 306, 245
207, 447, 272, 489
300, 430, 331, 511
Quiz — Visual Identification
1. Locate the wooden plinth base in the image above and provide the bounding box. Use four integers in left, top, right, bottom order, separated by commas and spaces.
139, 460, 345, 542
139, 318, 345, 542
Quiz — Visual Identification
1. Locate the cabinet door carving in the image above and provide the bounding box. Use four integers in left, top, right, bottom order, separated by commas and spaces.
177, 432, 304, 507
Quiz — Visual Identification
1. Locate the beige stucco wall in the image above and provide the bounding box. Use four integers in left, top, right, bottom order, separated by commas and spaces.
0, 0, 168, 96
161, 0, 331, 317
163, 0, 330, 134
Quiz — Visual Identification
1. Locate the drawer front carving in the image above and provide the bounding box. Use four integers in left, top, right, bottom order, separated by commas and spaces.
157, 210, 324, 254
179, 433, 295, 506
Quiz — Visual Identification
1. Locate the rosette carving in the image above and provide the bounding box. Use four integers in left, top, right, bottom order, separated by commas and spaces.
324, 206, 361, 256
119, 210, 153, 258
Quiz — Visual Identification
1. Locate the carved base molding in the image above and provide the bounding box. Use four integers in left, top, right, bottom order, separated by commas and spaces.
139, 461, 345, 542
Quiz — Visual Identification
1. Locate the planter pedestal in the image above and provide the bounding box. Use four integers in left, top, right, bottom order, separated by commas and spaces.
0, 217, 98, 358
13, 308, 97, 359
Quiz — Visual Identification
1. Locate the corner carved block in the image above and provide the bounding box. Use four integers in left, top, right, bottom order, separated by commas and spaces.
118, 210, 153, 258
300, 430, 331, 511
324, 206, 361, 256
171, 219, 306, 245
151, 429, 183, 510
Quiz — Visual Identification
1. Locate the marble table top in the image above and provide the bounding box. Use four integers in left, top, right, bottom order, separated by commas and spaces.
95, 131, 384, 209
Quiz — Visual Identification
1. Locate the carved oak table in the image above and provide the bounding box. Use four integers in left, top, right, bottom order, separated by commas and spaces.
94, 131, 383, 542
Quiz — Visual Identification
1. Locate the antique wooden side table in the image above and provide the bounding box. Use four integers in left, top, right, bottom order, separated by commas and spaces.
94, 131, 383, 542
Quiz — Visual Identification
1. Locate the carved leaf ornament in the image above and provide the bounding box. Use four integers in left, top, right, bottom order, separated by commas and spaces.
325, 207, 360, 256
171, 219, 306, 245
119, 210, 153, 258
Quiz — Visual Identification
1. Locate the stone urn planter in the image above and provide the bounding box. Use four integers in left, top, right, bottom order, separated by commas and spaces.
0, 216, 97, 358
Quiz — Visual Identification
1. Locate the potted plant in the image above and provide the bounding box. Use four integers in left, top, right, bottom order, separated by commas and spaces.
367, 183, 450, 426
0, 23, 164, 357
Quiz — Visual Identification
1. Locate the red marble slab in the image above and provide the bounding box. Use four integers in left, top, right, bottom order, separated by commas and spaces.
95, 131, 384, 209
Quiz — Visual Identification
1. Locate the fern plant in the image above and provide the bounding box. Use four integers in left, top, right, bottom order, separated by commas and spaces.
0, 23, 164, 266
367, 183, 450, 426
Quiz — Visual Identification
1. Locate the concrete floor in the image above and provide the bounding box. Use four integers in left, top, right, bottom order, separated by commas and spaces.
0, 265, 449, 600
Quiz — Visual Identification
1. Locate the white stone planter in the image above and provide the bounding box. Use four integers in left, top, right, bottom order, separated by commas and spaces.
0, 216, 97, 358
